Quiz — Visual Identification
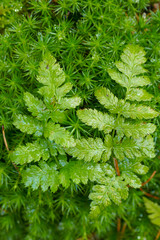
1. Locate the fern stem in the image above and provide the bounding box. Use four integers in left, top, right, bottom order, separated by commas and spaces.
155, 229, 160, 240
121, 222, 127, 235
141, 171, 156, 186
2, 125, 9, 151
113, 158, 120, 176
139, 188, 160, 200
2, 125, 19, 174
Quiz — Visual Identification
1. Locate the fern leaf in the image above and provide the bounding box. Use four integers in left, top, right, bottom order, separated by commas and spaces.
119, 158, 148, 187
50, 110, 67, 123
95, 87, 118, 110
22, 161, 59, 192
37, 53, 65, 88
115, 60, 147, 78
13, 114, 43, 137
108, 69, 151, 89
120, 102, 159, 119
143, 197, 160, 227
136, 135, 156, 158
10, 140, 50, 165
108, 69, 130, 88
58, 96, 81, 109
55, 82, 73, 99
46, 140, 58, 156
89, 176, 128, 217
37, 53, 81, 108
115, 45, 147, 78
77, 109, 115, 133
128, 76, 151, 87
66, 138, 107, 162
108, 45, 152, 91
132, 162, 149, 175
116, 118, 156, 139
113, 135, 155, 160
122, 172, 141, 188
37, 53, 66, 104
120, 45, 147, 66
95, 87, 159, 119
100, 163, 115, 177
126, 88, 153, 101
24, 92, 49, 120
59, 161, 115, 188
114, 157, 148, 190
44, 122, 76, 148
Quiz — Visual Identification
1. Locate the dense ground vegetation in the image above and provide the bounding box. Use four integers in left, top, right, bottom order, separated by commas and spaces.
0, 0, 160, 239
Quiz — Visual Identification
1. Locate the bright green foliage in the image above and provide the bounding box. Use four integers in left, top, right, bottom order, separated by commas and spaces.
22, 161, 59, 192
37, 53, 81, 107
1, 1, 160, 239
113, 135, 155, 160
119, 158, 149, 188
77, 109, 115, 134
66, 137, 112, 162
126, 88, 153, 101
23, 92, 49, 121
95, 87, 158, 119
44, 122, 76, 148
0, 162, 10, 187
107, 70, 151, 88
11, 53, 81, 165
78, 109, 156, 139
10, 140, 50, 165
23, 160, 115, 190
143, 197, 160, 227
89, 176, 129, 217
13, 114, 43, 137
115, 118, 156, 139
66, 45, 158, 216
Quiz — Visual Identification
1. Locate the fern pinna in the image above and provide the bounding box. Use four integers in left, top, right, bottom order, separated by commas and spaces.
143, 197, 160, 227
11, 46, 159, 217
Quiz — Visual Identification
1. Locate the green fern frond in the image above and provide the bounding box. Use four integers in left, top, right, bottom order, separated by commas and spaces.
10, 140, 50, 165
113, 135, 155, 160
58, 96, 81, 109
22, 161, 59, 192
115, 118, 156, 139
55, 82, 73, 99
13, 114, 43, 137
10, 46, 158, 219
119, 158, 149, 188
95, 87, 159, 119
65, 45, 159, 215
44, 122, 76, 148
143, 197, 160, 227
37, 52, 65, 90
59, 161, 115, 188
37, 52, 81, 107
132, 162, 149, 175
126, 88, 153, 101
95, 87, 118, 111
121, 172, 141, 188
67, 137, 112, 162
24, 92, 49, 121
22, 160, 116, 192
108, 69, 151, 88
12, 53, 81, 165
89, 176, 129, 217
77, 109, 115, 133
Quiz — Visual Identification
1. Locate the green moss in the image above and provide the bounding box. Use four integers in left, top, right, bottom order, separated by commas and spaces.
0, 0, 160, 239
